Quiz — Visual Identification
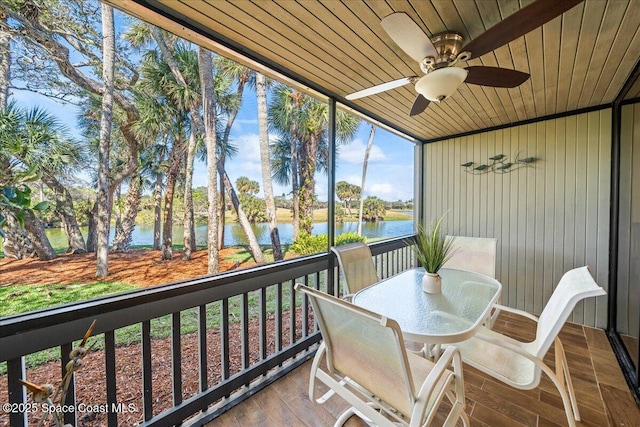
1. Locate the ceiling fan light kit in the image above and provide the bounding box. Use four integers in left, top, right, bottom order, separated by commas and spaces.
415, 67, 468, 102
347, 0, 585, 116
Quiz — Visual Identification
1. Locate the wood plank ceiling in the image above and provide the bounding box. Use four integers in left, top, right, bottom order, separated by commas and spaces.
110, 0, 640, 142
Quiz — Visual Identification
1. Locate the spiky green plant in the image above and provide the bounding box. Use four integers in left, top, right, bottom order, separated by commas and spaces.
412, 214, 456, 273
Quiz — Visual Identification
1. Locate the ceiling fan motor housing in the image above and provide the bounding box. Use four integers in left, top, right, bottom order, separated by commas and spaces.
429, 32, 466, 64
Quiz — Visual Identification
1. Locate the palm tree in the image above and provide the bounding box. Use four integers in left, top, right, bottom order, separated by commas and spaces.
358, 124, 376, 236
269, 87, 302, 238
336, 181, 361, 216
212, 56, 246, 251
0, 102, 87, 259
198, 46, 220, 274
255, 72, 283, 260
269, 86, 360, 236
130, 95, 170, 250
214, 59, 285, 260
196, 56, 273, 264
138, 35, 198, 260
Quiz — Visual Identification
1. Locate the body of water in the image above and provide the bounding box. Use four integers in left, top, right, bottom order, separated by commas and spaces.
44, 220, 415, 249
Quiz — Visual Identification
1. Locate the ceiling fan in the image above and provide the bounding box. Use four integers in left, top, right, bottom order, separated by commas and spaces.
346, 0, 583, 116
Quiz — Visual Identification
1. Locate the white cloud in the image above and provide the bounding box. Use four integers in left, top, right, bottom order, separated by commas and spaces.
366, 183, 395, 199
232, 133, 260, 160
338, 138, 387, 164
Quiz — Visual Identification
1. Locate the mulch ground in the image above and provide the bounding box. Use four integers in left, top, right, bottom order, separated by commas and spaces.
0, 248, 311, 426
0, 247, 255, 288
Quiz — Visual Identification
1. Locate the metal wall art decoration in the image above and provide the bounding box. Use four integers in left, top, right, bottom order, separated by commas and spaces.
461, 154, 537, 174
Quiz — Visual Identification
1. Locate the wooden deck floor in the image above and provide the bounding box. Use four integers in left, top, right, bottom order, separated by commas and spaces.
209, 312, 639, 426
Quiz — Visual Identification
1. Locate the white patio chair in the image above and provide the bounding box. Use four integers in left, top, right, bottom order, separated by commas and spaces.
331, 242, 379, 300
443, 236, 497, 278
295, 283, 469, 427
443, 236, 500, 328
447, 266, 606, 427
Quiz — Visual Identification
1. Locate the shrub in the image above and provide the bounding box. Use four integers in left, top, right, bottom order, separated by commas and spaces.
290, 232, 327, 255
290, 231, 366, 255
335, 232, 365, 246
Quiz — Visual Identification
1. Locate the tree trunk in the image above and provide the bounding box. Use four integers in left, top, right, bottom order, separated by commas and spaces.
198, 47, 219, 274
96, 4, 115, 277
256, 73, 282, 260
152, 170, 163, 250
86, 202, 98, 253
217, 159, 225, 250
21, 210, 57, 260
358, 125, 376, 236
182, 131, 197, 260
298, 134, 319, 235
218, 161, 265, 263
2, 215, 37, 259
111, 171, 142, 253
41, 173, 86, 253
161, 138, 184, 260
290, 134, 300, 240
114, 184, 122, 237
0, 14, 9, 111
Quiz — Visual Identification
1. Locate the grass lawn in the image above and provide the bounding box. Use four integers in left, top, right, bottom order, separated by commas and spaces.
0, 282, 139, 317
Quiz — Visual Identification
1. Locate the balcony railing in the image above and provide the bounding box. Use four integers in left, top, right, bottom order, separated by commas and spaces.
0, 235, 415, 427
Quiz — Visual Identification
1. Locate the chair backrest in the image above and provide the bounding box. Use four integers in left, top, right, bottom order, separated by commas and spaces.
443, 236, 498, 278
295, 284, 416, 417
533, 266, 606, 357
331, 242, 379, 295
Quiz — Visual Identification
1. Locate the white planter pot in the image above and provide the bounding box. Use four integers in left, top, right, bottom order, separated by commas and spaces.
422, 272, 442, 294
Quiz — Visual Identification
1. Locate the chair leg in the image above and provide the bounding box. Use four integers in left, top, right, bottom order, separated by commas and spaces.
334, 404, 378, 427
309, 343, 328, 402
540, 340, 576, 427
334, 407, 357, 427
547, 371, 577, 427
555, 338, 580, 421
460, 410, 470, 427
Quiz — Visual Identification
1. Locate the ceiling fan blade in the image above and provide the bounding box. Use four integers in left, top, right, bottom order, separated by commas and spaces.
465, 66, 529, 88
461, 0, 583, 60
381, 12, 438, 63
345, 76, 415, 100
409, 95, 430, 116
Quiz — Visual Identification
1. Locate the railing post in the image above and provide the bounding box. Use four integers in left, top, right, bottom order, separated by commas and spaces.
105, 331, 118, 427
7, 357, 27, 427
60, 342, 76, 426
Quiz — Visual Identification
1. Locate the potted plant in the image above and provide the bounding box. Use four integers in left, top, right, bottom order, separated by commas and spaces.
412, 213, 456, 293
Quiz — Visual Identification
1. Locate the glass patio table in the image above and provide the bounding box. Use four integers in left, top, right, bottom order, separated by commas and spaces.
352, 267, 502, 345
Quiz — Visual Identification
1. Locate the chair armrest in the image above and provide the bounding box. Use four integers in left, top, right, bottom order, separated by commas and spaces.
472, 330, 541, 364
471, 331, 568, 392
492, 304, 539, 323
411, 346, 461, 425
341, 293, 355, 302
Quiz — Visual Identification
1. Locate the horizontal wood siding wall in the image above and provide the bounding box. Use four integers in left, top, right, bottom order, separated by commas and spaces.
423, 110, 612, 328
618, 103, 640, 337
